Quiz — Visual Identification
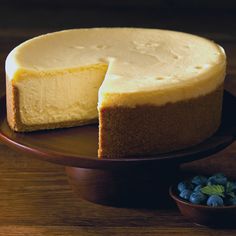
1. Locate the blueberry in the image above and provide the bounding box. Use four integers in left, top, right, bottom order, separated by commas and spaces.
213, 173, 227, 183
214, 173, 226, 178
177, 182, 187, 192
207, 176, 217, 185
177, 181, 193, 192
207, 175, 227, 186
217, 177, 227, 185
227, 197, 236, 206
207, 195, 224, 207
191, 176, 207, 186
193, 185, 202, 192
179, 189, 192, 200
190, 192, 207, 204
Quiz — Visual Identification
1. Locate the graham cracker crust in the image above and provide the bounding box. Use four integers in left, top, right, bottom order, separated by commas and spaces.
98, 85, 224, 158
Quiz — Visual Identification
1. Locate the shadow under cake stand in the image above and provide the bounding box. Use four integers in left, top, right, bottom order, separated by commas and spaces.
0, 91, 235, 207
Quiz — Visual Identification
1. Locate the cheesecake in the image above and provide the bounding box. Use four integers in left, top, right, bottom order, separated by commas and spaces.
5, 28, 226, 158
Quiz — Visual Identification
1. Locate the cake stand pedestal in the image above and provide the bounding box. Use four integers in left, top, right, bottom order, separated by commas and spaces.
65, 164, 180, 207
0, 91, 235, 207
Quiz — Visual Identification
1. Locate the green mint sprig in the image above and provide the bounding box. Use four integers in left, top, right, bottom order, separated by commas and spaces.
225, 182, 236, 198
201, 185, 225, 197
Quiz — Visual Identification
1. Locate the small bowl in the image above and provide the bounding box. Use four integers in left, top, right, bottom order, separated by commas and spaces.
169, 185, 236, 228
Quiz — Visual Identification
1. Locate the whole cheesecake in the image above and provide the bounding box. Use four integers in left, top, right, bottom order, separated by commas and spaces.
5, 28, 226, 158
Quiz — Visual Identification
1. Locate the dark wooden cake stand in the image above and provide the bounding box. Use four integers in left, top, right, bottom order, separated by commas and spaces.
0, 91, 235, 207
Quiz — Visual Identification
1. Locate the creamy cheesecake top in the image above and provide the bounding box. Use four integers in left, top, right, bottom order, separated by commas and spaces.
6, 28, 226, 107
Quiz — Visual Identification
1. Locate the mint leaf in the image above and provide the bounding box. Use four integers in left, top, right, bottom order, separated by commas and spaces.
225, 182, 236, 198
201, 185, 225, 197
228, 192, 236, 198
226, 182, 234, 193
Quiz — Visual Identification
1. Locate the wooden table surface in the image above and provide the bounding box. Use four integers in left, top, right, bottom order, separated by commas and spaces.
0, 8, 236, 235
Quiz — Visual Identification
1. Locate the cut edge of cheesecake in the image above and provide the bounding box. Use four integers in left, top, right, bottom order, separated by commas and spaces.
6, 77, 99, 132
6, 63, 108, 132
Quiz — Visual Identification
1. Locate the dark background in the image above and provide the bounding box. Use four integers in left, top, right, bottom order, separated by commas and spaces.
0, 0, 235, 30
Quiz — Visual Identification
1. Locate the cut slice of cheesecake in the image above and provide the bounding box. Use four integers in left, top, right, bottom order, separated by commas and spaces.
5, 28, 226, 158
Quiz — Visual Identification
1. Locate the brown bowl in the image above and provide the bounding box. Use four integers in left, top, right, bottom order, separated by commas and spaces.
169, 185, 236, 228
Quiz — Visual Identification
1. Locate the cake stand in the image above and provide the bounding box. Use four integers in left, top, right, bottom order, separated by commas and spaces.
0, 91, 235, 207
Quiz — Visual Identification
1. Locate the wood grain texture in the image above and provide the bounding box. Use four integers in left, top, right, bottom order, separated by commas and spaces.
0, 10, 236, 236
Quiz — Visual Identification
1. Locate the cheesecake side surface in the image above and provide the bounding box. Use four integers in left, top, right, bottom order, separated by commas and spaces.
98, 84, 224, 158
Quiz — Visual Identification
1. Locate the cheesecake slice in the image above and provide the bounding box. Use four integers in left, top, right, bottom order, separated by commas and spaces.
5, 28, 226, 158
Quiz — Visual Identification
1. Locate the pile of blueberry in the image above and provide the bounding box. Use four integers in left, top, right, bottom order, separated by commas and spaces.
177, 173, 236, 207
